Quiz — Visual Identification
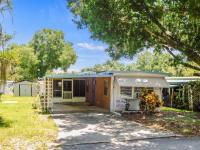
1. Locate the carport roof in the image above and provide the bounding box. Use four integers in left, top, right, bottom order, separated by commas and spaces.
166, 77, 200, 86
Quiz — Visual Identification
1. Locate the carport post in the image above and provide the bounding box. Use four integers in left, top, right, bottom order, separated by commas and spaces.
168, 87, 171, 107
171, 88, 174, 108
110, 76, 115, 112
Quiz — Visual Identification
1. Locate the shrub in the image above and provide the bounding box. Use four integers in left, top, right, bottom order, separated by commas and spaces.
139, 89, 163, 113
172, 95, 189, 110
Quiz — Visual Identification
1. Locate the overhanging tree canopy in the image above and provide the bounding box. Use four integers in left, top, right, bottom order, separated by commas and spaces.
68, 0, 200, 71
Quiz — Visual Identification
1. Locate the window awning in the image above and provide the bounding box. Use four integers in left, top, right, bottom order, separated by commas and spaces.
117, 77, 169, 88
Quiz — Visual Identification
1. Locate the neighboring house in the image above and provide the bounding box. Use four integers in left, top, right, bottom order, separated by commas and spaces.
14, 81, 38, 96
43, 71, 169, 112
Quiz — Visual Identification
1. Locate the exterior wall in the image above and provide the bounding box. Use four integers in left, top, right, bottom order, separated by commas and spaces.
113, 77, 163, 112
95, 77, 111, 110
85, 78, 94, 105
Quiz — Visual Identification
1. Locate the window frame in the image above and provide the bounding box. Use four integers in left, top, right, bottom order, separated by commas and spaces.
120, 86, 133, 99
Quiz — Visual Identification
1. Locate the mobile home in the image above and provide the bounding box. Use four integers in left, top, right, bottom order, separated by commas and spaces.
43, 71, 169, 112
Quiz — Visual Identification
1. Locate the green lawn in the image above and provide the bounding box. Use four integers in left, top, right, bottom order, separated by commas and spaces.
0, 95, 58, 150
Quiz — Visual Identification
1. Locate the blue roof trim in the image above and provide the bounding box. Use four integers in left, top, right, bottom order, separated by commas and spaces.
45, 71, 169, 79
46, 73, 112, 79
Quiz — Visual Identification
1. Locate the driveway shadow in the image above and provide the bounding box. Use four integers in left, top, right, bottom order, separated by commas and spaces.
52, 113, 176, 149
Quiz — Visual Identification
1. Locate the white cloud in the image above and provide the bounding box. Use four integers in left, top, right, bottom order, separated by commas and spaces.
77, 43, 106, 51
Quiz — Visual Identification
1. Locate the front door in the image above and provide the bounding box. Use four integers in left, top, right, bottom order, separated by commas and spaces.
62, 80, 73, 99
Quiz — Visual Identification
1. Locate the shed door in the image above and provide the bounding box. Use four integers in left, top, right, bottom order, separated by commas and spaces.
20, 84, 32, 96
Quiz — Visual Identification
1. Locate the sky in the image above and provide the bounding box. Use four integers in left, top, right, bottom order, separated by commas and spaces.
2, 0, 133, 71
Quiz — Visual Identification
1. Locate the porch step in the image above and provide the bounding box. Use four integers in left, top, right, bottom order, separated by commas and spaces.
55, 102, 90, 106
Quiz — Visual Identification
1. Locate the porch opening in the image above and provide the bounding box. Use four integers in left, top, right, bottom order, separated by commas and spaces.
73, 80, 86, 97
52, 79, 86, 102
53, 80, 62, 97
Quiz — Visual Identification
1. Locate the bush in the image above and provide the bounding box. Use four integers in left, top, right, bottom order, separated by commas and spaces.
172, 95, 189, 110
139, 89, 163, 113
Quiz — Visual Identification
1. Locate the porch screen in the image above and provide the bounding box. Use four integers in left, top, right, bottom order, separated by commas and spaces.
73, 80, 86, 97
53, 80, 62, 97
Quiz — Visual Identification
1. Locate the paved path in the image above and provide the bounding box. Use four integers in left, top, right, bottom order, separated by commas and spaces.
52, 113, 177, 149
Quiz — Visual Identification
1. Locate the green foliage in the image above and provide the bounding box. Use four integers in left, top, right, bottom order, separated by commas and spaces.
4, 29, 77, 81
81, 51, 197, 76
8, 44, 38, 81
139, 89, 162, 113
0, 0, 12, 85
132, 51, 197, 76
172, 94, 189, 110
59, 42, 77, 71
68, 0, 200, 71
0, 95, 57, 149
30, 28, 77, 77
81, 60, 126, 72
172, 81, 200, 112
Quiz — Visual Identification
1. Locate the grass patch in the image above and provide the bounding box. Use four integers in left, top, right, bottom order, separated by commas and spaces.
161, 107, 193, 113
123, 107, 200, 136
0, 95, 58, 150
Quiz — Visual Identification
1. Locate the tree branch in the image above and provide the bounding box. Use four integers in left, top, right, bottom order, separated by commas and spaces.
164, 47, 200, 71
130, 0, 200, 65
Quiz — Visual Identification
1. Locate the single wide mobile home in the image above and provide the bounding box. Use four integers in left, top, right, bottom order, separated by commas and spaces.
44, 71, 169, 112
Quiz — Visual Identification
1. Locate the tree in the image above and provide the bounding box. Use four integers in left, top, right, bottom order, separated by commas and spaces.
30, 29, 77, 77
81, 60, 126, 72
0, 0, 12, 87
68, 0, 200, 71
59, 43, 77, 71
128, 51, 197, 76
8, 44, 38, 81
82, 51, 197, 76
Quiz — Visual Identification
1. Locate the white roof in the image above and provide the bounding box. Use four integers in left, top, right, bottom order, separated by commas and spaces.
117, 77, 169, 88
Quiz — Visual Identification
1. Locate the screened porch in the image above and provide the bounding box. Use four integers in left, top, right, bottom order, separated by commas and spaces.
52, 79, 86, 103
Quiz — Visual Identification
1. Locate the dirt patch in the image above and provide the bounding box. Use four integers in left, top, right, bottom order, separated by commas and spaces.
122, 111, 200, 136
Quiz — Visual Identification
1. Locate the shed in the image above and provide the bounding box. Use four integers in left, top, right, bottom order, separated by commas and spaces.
13, 81, 38, 96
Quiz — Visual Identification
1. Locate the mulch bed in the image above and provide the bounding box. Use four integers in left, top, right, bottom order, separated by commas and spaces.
122, 111, 200, 136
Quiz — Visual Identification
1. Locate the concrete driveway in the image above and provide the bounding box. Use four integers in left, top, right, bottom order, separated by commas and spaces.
52, 112, 176, 149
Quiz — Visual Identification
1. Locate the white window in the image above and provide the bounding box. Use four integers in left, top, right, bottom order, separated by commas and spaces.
120, 87, 133, 98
